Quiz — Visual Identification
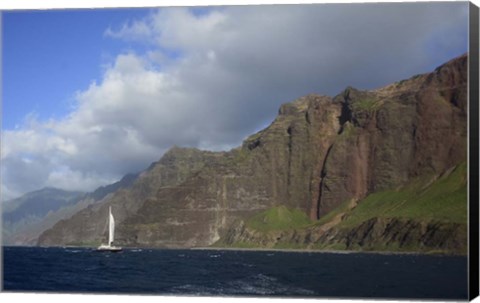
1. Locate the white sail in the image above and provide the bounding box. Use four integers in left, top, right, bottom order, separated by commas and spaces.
108, 206, 115, 246
97, 206, 122, 252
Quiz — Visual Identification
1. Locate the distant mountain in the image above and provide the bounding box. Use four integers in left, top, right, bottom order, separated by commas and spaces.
38, 54, 468, 254
3, 173, 138, 246
3, 188, 85, 245
3, 187, 85, 223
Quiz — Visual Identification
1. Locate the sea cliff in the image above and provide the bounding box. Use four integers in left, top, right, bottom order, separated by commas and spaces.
38, 54, 468, 254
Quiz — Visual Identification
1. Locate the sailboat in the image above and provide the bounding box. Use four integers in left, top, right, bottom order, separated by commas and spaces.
97, 206, 122, 252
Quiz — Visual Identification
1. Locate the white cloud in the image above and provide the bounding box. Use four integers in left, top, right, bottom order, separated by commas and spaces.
1, 3, 468, 200
104, 19, 153, 43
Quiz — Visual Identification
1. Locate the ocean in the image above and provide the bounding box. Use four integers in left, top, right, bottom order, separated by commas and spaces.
2, 246, 468, 299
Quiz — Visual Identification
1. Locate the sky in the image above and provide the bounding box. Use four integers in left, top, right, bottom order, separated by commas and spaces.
1, 2, 469, 201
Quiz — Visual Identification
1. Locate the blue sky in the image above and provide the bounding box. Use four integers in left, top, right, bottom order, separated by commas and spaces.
3, 8, 153, 129
1, 3, 469, 200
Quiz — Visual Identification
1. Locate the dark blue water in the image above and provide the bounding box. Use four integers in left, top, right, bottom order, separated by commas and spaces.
3, 247, 467, 299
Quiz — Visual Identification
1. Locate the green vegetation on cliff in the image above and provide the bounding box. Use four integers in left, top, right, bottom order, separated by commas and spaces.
338, 162, 467, 228
223, 163, 467, 254
246, 206, 311, 232
349, 98, 381, 113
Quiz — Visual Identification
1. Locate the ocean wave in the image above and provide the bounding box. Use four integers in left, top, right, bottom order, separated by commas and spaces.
222, 273, 315, 296
65, 249, 82, 253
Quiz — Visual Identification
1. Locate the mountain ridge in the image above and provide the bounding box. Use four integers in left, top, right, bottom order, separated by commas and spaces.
37, 54, 468, 253
2, 172, 139, 245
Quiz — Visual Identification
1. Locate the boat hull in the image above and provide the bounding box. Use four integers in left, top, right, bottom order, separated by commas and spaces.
96, 245, 122, 252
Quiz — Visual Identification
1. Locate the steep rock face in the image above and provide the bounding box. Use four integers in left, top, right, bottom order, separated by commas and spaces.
242, 95, 342, 219
38, 54, 467, 250
318, 54, 467, 216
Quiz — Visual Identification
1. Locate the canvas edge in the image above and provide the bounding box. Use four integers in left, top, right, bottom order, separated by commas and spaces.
469, 1, 480, 301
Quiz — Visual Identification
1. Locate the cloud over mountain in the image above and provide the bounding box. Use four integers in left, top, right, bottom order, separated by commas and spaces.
1, 3, 468, 200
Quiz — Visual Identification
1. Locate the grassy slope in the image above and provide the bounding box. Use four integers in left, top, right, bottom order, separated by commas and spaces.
216, 206, 312, 249
224, 163, 467, 252
336, 162, 467, 228
244, 162, 466, 233
246, 205, 311, 232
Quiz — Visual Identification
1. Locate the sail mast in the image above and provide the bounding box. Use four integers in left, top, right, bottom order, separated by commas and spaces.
108, 206, 115, 247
